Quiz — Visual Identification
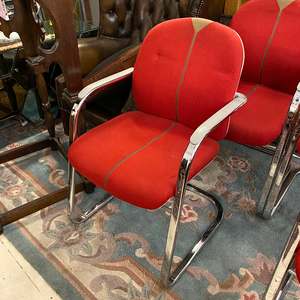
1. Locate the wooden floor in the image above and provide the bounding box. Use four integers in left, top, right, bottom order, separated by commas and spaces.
0, 235, 61, 300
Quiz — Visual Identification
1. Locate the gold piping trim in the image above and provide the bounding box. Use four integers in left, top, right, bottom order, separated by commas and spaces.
103, 122, 177, 189
277, 0, 295, 11
259, 11, 282, 83
175, 19, 212, 121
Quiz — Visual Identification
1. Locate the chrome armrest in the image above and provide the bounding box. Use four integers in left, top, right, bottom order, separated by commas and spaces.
70, 67, 134, 143
162, 92, 247, 285
176, 92, 247, 196
190, 92, 247, 145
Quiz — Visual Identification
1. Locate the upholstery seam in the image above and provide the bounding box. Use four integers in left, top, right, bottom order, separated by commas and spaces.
103, 122, 177, 189
258, 10, 282, 83
166, 2, 179, 17
246, 83, 260, 97
138, 0, 161, 27
175, 31, 197, 121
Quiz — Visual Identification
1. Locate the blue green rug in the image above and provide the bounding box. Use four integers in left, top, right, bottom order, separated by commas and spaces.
22, 90, 58, 126
0, 119, 300, 300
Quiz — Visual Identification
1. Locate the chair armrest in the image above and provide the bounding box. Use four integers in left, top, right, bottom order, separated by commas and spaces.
175, 92, 247, 204
78, 67, 134, 100
190, 92, 247, 145
70, 67, 134, 142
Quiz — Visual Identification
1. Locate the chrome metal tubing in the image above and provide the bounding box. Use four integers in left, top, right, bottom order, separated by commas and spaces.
160, 93, 246, 286
169, 184, 223, 285
161, 204, 172, 214
257, 86, 300, 218
73, 68, 134, 143
272, 169, 300, 216
271, 272, 294, 300
68, 161, 114, 224
262, 114, 300, 219
160, 142, 197, 286
262, 213, 300, 300
67, 70, 134, 225
245, 144, 277, 156
245, 144, 300, 160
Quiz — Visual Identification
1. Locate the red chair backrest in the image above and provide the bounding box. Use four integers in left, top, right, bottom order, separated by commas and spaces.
230, 0, 300, 95
132, 18, 244, 140
295, 247, 300, 281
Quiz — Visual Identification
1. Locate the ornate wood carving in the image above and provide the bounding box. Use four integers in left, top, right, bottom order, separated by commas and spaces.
0, 0, 44, 56
35, 0, 83, 93
0, 0, 83, 94
0, 0, 86, 234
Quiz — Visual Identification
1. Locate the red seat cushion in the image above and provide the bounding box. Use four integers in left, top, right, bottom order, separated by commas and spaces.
69, 111, 220, 209
226, 0, 300, 146
226, 82, 292, 146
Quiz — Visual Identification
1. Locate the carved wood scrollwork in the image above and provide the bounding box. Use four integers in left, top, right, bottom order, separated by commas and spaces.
0, 0, 44, 57
35, 0, 83, 93
0, 0, 83, 94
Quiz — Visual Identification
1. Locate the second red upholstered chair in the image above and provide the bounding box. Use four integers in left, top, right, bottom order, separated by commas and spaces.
225, 0, 300, 219
67, 17, 246, 286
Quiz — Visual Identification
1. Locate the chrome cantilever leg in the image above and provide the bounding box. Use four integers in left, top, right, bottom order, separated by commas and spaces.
67, 102, 113, 225
262, 126, 300, 219
68, 162, 114, 224
160, 184, 223, 286
160, 141, 224, 286
262, 213, 300, 300
257, 87, 300, 219
274, 169, 300, 212
261, 111, 300, 219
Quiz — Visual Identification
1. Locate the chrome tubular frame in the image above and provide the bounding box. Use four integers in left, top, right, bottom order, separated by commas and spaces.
160, 93, 247, 286
262, 112, 300, 219
67, 69, 134, 224
68, 84, 246, 284
257, 84, 300, 219
262, 213, 300, 300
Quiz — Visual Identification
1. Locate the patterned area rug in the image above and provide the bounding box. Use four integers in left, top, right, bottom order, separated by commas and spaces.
1, 119, 300, 300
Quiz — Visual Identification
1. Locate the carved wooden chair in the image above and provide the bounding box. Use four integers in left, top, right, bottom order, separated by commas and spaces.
0, 0, 87, 234
67, 17, 246, 285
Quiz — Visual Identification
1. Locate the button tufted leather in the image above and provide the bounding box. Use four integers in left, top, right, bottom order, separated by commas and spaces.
99, 0, 224, 46
99, 0, 135, 38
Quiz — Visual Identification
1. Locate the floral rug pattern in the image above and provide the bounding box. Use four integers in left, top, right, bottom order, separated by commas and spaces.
1, 119, 300, 300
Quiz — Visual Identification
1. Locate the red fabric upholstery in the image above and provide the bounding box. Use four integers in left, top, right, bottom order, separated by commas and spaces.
69, 111, 220, 209
69, 18, 244, 209
226, 0, 300, 146
226, 82, 293, 146
295, 248, 300, 281
133, 19, 244, 140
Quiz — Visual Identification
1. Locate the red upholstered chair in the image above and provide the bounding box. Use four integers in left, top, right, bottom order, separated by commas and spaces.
224, 0, 300, 219
67, 17, 246, 286
262, 83, 300, 210
262, 213, 300, 300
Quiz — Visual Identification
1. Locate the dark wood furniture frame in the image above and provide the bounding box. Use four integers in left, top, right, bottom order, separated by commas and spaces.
0, 0, 89, 234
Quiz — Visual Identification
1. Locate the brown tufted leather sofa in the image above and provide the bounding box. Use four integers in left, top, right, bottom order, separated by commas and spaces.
56, 0, 225, 134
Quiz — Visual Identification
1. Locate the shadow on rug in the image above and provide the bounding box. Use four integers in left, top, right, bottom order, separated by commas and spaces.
1, 119, 300, 300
